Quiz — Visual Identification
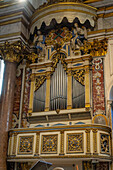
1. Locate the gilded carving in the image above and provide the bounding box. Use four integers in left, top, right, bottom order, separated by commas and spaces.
72, 69, 85, 86
41, 135, 58, 153
67, 133, 83, 153
0, 41, 25, 63
45, 27, 72, 51
51, 53, 67, 72
26, 53, 39, 63
100, 134, 110, 154
18, 136, 34, 154
80, 38, 108, 57
35, 75, 46, 91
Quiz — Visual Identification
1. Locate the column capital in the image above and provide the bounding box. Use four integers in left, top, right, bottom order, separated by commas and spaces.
0, 41, 25, 63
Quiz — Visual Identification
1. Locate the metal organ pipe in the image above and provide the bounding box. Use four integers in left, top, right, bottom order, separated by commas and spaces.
50, 60, 67, 110
72, 76, 85, 108
33, 80, 46, 112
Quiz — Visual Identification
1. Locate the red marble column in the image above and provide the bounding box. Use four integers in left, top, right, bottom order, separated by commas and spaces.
0, 61, 17, 170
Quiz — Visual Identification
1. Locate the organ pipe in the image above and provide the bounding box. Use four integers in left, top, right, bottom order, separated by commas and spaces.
50, 60, 67, 110
33, 80, 46, 112
72, 76, 85, 108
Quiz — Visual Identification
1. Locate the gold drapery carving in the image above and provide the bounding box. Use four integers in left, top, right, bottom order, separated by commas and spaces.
80, 38, 108, 57
51, 53, 67, 72
0, 41, 25, 62
72, 69, 85, 86
35, 75, 46, 91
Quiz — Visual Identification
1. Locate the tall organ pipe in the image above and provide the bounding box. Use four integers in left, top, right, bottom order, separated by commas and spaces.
50, 61, 67, 110
33, 80, 46, 112
72, 76, 85, 108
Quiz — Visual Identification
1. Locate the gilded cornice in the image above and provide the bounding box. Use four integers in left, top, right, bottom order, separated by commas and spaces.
0, 41, 25, 63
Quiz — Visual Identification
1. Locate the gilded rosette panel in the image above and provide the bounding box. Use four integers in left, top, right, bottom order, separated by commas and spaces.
66, 133, 84, 153
18, 136, 34, 155
41, 134, 58, 154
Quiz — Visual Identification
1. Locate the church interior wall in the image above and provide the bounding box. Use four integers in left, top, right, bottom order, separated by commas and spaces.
0, 0, 113, 170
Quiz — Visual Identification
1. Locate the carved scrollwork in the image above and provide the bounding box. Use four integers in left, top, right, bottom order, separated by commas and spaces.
35, 75, 46, 91
80, 38, 108, 57
72, 69, 85, 86
26, 53, 39, 63
52, 53, 67, 72
100, 134, 110, 154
